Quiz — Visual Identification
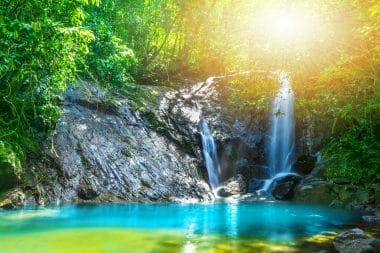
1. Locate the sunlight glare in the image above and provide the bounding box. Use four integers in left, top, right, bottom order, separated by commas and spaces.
267, 10, 307, 42
273, 12, 299, 37
252, 4, 319, 47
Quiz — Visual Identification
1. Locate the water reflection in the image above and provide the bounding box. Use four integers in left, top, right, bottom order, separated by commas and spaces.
0, 202, 359, 241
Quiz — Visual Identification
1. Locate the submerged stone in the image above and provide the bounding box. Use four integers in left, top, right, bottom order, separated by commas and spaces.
333, 228, 380, 253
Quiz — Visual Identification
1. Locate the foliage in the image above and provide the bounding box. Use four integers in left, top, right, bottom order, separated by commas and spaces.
0, 0, 97, 189
0, 0, 378, 189
170, 0, 380, 184
293, 0, 380, 184
84, 0, 180, 82
84, 2, 137, 86
226, 73, 278, 117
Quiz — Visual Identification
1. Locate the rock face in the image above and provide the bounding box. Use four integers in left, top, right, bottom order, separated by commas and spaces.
19, 75, 329, 205
157, 76, 267, 184
24, 81, 213, 204
333, 228, 380, 253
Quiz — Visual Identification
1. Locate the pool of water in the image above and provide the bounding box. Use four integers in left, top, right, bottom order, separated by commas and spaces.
0, 202, 363, 252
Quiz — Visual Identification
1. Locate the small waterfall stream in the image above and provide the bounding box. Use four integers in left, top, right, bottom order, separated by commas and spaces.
261, 73, 296, 191
199, 119, 221, 190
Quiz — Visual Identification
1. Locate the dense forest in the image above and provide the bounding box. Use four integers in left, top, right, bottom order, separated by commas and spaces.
0, 0, 379, 191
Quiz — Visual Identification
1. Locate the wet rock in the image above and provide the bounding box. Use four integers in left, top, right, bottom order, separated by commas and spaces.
362, 216, 380, 224
216, 174, 246, 197
238, 165, 268, 183
294, 155, 316, 175
333, 228, 380, 253
157, 77, 267, 185
295, 174, 376, 210
294, 179, 335, 204
77, 187, 99, 200
0, 198, 13, 209
270, 174, 302, 200
247, 178, 265, 193
0, 189, 25, 209
217, 138, 261, 180
216, 187, 233, 197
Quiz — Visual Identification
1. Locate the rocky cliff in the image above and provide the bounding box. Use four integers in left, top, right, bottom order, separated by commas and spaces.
5, 75, 354, 207
22, 81, 214, 205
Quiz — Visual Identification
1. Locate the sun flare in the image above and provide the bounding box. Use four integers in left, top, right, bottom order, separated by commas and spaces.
252, 4, 321, 47
271, 12, 302, 37
266, 10, 312, 43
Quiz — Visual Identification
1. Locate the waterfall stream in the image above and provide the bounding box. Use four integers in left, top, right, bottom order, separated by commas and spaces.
261, 73, 296, 191
199, 119, 221, 190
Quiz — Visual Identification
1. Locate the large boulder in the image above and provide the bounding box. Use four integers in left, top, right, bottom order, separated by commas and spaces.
333, 228, 380, 253
294, 176, 376, 211
293, 178, 335, 204
270, 174, 302, 200
247, 174, 302, 200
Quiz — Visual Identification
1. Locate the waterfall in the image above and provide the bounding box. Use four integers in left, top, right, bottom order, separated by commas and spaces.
261, 73, 296, 191
269, 73, 295, 176
199, 119, 221, 190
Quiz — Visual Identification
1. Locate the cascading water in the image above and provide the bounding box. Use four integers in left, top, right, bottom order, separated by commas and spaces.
199, 119, 221, 190
261, 73, 296, 191
269, 74, 295, 176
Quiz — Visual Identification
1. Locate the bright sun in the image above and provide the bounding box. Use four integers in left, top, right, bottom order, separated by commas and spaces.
267, 10, 309, 42
253, 6, 317, 46
272, 13, 300, 37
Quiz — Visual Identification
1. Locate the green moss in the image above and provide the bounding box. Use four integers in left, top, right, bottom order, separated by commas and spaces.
141, 111, 169, 134
121, 147, 134, 159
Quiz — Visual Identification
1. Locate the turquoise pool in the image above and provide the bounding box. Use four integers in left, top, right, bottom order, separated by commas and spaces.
0, 202, 363, 252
